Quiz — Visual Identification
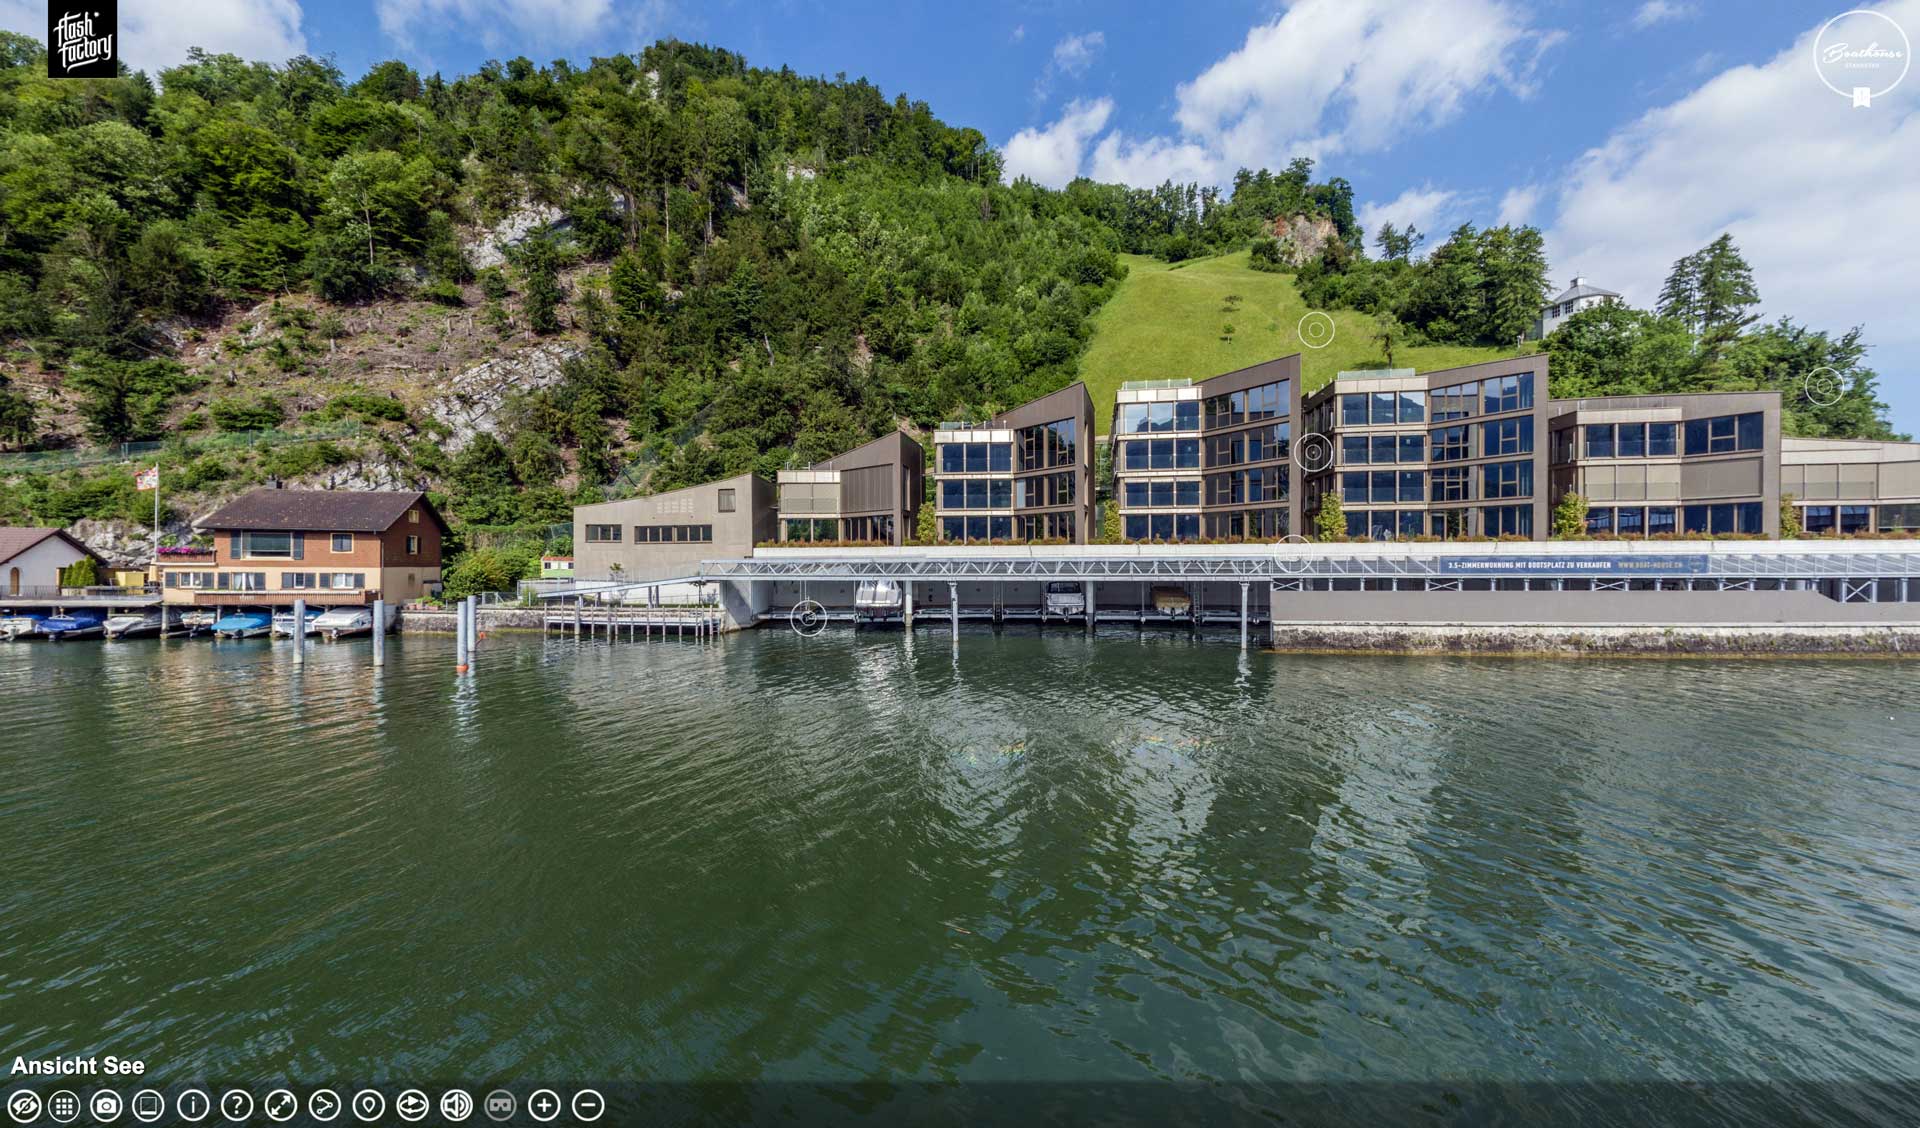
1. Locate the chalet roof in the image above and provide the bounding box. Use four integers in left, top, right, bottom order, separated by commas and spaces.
0, 527, 100, 566
197, 489, 448, 534
1549, 278, 1620, 304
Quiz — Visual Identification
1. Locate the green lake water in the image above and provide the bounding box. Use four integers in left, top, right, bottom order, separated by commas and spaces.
2, 629, 1917, 1124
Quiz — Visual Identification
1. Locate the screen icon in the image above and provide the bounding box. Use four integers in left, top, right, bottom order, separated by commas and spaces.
439, 1091, 473, 1122
219, 1090, 253, 1122
263, 1089, 298, 1123
351, 1090, 385, 1123
6, 1090, 41, 1125
394, 1090, 428, 1123
88, 1092, 121, 1122
482, 1090, 514, 1122
44, 1092, 77, 1124
526, 1089, 561, 1123
307, 1089, 341, 1122
569, 1090, 605, 1122
130, 1090, 164, 1124
176, 1089, 211, 1122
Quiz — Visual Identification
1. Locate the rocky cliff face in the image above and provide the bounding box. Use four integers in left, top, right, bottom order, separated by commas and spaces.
1270, 213, 1340, 266
428, 342, 581, 452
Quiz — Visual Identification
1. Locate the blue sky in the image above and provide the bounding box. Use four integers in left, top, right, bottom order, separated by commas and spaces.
5, 0, 1918, 431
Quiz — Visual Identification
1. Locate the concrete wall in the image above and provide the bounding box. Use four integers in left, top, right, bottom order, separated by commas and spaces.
574, 472, 775, 582
1271, 588, 1920, 625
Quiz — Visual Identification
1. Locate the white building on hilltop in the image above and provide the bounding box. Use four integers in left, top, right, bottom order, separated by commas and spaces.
1532, 276, 1622, 339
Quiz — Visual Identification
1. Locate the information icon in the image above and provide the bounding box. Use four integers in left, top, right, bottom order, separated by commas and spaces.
175, 1089, 211, 1123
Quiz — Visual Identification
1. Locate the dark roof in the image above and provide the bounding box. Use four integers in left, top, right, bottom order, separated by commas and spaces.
197, 489, 447, 534
0, 527, 101, 566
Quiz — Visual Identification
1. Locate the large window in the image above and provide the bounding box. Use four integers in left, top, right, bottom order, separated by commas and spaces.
939, 442, 1013, 473
1585, 424, 1615, 459
585, 524, 621, 543
1482, 460, 1533, 499
1482, 504, 1533, 537
634, 525, 714, 543
1681, 502, 1764, 535
1342, 435, 1370, 464
330, 533, 353, 553
1615, 424, 1646, 458
1123, 438, 1201, 470
1431, 425, 1470, 462
1398, 391, 1426, 423
1649, 507, 1676, 536
1341, 394, 1370, 426
241, 531, 293, 558
1879, 503, 1920, 532
1431, 382, 1478, 421
1398, 434, 1424, 463
1244, 380, 1288, 421
1371, 391, 1397, 425
1481, 372, 1534, 414
1482, 417, 1534, 456
1683, 412, 1765, 455
1123, 480, 1201, 508
1431, 466, 1471, 502
1648, 422, 1677, 456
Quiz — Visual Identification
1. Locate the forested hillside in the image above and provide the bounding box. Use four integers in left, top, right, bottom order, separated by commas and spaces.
0, 33, 1903, 564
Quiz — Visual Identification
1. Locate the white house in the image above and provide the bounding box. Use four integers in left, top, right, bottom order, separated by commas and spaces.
0, 527, 104, 597
1533, 276, 1622, 339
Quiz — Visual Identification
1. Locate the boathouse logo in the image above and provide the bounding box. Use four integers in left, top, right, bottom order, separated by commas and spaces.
47, 3, 117, 79
1814, 9, 1909, 107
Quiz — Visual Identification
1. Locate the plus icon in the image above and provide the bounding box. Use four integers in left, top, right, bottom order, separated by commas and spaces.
527, 1089, 562, 1123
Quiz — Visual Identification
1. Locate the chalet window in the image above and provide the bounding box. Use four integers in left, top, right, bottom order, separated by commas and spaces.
282, 572, 317, 589
331, 533, 353, 552
406, 535, 421, 555
241, 531, 293, 558
409, 508, 420, 523
718, 488, 736, 513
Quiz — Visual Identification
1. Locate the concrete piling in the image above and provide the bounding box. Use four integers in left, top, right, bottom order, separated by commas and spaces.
1239, 582, 1249, 649
372, 599, 386, 666
455, 596, 469, 674
291, 598, 305, 663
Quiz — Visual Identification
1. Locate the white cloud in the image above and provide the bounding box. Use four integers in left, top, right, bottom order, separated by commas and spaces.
1631, 1, 1697, 30
1497, 184, 1542, 226
1544, 0, 1920, 385
1003, 0, 1561, 189
0, 0, 308, 71
376, 0, 644, 49
1051, 31, 1105, 78
1003, 98, 1114, 188
1356, 186, 1458, 247
1011, 24, 1025, 43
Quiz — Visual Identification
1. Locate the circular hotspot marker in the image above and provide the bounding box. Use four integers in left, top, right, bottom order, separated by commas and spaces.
1802, 366, 1845, 407
1297, 311, 1336, 349
1813, 9, 1910, 106
788, 599, 828, 637
1275, 533, 1313, 575
1296, 433, 1334, 473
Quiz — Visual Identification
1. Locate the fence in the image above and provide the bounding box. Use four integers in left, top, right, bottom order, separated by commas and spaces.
0, 423, 370, 475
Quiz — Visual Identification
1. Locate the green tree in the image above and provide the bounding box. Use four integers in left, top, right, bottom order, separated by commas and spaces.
1313, 494, 1345, 542
66, 353, 199, 443
1552, 492, 1590, 538
1779, 493, 1804, 539
517, 233, 565, 335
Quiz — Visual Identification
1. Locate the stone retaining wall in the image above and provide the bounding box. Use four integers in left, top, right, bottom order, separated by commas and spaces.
400, 607, 549, 633
1267, 623, 1920, 656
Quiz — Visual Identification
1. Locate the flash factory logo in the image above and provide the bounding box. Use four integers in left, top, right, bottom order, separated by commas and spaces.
48, 3, 117, 79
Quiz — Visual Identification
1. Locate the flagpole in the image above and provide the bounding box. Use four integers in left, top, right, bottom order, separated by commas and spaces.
152, 464, 160, 569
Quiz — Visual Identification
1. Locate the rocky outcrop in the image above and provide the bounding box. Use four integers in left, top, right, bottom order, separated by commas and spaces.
1270, 213, 1340, 266
464, 202, 565, 270
427, 343, 580, 452
68, 517, 196, 568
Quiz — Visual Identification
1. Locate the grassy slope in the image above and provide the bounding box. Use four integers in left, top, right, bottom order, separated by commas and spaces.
1079, 251, 1521, 434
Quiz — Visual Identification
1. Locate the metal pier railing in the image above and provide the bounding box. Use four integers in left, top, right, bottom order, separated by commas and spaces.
543, 605, 726, 642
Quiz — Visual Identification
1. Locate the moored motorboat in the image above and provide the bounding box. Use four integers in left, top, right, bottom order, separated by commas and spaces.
43, 610, 106, 640
271, 608, 322, 638
171, 610, 217, 637
212, 611, 273, 639
0, 613, 48, 641
312, 606, 371, 639
104, 611, 165, 639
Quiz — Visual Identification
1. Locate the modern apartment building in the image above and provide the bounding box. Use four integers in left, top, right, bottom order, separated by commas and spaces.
1109, 355, 1302, 541
933, 382, 1095, 543
574, 471, 776, 581
1781, 436, 1920, 535
777, 429, 924, 545
1301, 356, 1549, 539
1547, 392, 1781, 537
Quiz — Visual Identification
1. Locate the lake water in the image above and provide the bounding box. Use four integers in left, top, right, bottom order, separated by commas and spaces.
2, 630, 1917, 1124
